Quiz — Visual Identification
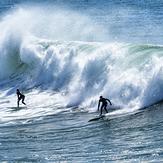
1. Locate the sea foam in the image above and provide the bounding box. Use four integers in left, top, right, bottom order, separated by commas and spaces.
0, 5, 163, 114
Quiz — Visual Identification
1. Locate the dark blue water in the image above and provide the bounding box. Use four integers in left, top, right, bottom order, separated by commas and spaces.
1, 0, 163, 162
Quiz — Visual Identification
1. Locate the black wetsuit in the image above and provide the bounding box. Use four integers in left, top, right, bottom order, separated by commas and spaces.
98, 97, 112, 115
17, 91, 25, 100
17, 91, 26, 106
99, 98, 108, 107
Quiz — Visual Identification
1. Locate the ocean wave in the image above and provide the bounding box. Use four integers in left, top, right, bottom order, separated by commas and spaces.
1, 34, 163, 111
0, 5, 163, 112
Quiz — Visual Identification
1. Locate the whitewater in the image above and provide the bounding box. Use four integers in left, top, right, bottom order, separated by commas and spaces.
1, 0, 163, 162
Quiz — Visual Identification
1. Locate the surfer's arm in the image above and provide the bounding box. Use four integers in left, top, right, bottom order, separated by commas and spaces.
17, 92, 21, 100
98, 101, 100, 111
107, 99, 112, 105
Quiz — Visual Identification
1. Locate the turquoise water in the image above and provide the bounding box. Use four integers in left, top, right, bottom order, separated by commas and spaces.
1, 0, 163, 162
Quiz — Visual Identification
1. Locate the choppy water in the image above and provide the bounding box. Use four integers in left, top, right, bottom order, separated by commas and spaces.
1, 0, 163, 162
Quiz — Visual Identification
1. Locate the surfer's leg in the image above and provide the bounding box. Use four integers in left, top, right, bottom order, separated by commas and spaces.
100, 105, 104, 115
17, 99, 20, 107
104, 105, 108, 113
22, 96, 26, 105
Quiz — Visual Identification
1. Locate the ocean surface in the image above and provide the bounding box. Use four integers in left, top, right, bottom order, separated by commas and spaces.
1, 0, 163, 162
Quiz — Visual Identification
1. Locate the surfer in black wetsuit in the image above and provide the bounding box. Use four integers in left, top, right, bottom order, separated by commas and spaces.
16, 89, 26, 107
98, 96, 112, 115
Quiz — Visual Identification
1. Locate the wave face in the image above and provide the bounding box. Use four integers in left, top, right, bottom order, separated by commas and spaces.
1, 5, 163, 113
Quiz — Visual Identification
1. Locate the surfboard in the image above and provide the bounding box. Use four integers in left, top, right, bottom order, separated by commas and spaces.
88, 114, 105, 122
7, 107, 27, 109
7, 107, 27, 111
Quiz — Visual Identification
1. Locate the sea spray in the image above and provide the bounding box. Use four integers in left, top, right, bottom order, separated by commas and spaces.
0, 5, 163, 113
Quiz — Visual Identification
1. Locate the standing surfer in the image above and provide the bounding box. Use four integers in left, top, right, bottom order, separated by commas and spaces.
98, 96, 112, 115
16, 89, 26, 107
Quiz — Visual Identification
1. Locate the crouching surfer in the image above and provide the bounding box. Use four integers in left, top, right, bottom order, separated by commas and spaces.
98, 96, 112, 115
16, 89, 26, 107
